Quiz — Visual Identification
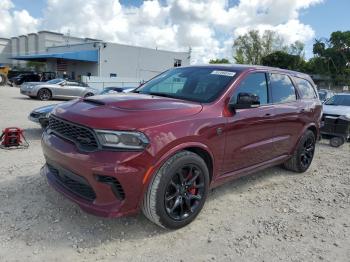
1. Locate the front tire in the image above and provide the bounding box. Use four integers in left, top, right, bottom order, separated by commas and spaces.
283, 130, 316, 173
37, 88, 52, 101
142, 151, 209, 229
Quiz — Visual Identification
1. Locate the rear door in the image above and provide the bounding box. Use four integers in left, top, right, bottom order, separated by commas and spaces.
268, 73, 305, 156
222, 72, 277, 173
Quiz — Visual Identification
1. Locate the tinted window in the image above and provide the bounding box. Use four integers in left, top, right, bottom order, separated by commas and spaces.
295, 77, 316, 99
325, 95, 350, 106
318, 91, 326, 101
270, 74, 296, 103
231, 73, 268, 105
136, 67, 237, 103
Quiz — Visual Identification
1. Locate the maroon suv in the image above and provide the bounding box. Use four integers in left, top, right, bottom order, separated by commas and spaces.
41, 65, 322, 229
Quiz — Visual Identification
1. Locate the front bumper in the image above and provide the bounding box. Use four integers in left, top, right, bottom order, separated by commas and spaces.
20, 89, 35, 96
41, 131, 153, 218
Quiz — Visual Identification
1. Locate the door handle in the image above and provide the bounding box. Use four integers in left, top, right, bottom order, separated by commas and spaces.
264, 113, 272, 117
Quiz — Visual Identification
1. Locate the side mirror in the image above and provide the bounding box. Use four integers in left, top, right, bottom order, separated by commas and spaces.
229, 92, 260, 111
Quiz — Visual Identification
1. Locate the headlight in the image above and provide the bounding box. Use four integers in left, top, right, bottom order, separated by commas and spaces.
343, 113, 350, 120
95, 130, 149, 150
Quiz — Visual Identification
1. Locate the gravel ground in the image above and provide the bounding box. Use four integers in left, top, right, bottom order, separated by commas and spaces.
0, 86, 349, 262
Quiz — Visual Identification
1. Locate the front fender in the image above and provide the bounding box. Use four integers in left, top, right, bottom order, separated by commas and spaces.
138, 141, 215, 207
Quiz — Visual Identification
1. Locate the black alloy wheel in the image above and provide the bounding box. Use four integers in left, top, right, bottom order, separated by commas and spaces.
300, 136, 315, 169
164, 164, 205, 221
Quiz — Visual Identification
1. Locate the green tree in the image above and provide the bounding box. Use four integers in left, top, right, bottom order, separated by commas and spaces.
209, 58, 230, 64
310, 31, 350, 85
232, 30, 288, 65
261, 51, 305, 71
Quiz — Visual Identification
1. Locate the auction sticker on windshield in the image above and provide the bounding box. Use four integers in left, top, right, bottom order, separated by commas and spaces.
210, 70, 236, 77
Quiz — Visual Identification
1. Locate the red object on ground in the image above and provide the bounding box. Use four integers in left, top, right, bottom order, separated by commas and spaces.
0, 127, 24, 147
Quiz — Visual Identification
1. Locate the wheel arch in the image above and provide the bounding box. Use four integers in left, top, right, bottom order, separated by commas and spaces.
291, 123, 318, 154
37, 87, 52, 97
140, 142, 215, 206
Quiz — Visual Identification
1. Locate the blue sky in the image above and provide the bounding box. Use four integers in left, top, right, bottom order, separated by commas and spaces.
5, 0, 350, 62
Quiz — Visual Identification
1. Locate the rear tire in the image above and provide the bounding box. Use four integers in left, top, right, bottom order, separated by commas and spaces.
142, 151, 209, 229
283, 130, 316, 173
37, 88, 52, 101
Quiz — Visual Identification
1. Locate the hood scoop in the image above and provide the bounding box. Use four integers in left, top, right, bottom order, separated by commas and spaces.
83, 98, 105, 106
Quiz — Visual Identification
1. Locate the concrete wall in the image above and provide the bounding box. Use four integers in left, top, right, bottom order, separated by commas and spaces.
27, 34, 38, 54
99, 42, 190, 82
0, 38, 11, 65
18, 35, 28, 55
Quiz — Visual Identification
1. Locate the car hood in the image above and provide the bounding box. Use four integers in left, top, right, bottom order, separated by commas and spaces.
52, 93, 203, 130
323, 105, 350, 116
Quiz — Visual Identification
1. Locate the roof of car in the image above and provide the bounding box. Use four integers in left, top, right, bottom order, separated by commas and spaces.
182, 64, 312, 79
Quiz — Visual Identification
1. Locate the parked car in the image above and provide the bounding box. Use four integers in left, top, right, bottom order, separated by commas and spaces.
100, 86, 135, 94
29, 87, 135, 128
321, 93, 350, 146
10, 73, 40, 86
41, 65, 322, 229
20, 78, 98, 100
318, 89, 335, 103
29, 104, 59, 128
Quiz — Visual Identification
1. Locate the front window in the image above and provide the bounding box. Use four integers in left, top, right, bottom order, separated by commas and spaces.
136, 67, 237, 103
325, 95, 350, 106
231, 73, 268, 105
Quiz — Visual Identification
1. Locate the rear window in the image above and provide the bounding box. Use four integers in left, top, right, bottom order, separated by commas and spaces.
295, 77, 317, 99
269, 73, 297, 103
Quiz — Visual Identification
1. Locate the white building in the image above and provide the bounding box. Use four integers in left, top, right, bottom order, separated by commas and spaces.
0, 31, 190, 87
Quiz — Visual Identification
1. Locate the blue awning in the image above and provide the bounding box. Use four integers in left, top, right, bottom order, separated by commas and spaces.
11, 49, 98, 62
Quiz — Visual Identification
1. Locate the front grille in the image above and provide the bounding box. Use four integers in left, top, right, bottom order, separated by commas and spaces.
95, 175, 125, 200
48, 115, 98, 151
322, 113, 340, 121
47, 163, 96, 201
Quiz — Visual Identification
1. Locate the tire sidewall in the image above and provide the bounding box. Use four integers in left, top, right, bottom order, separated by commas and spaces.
154, 152, 209, 229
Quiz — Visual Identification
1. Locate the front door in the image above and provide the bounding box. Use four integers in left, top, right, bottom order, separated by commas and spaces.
222, 72, 277, 173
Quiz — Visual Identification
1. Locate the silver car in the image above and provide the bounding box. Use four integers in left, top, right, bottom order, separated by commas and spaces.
20, 78, 98, 100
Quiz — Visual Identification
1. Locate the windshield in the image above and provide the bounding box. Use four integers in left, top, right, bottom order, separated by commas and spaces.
325, 95, 350, 106
135, 67, 237, 103
47, 79, 64, 84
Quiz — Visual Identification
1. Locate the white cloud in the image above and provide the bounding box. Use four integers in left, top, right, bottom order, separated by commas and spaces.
0, 0, 323, 63
0, 0, 39, 37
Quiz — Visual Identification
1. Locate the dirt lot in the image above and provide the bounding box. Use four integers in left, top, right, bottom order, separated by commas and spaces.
0, 86, 349, 262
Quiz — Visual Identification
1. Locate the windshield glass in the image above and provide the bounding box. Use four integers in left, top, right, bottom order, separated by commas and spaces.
47, 79, 64, 84
325, 95, 350, 106
135, 67, 237, 103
